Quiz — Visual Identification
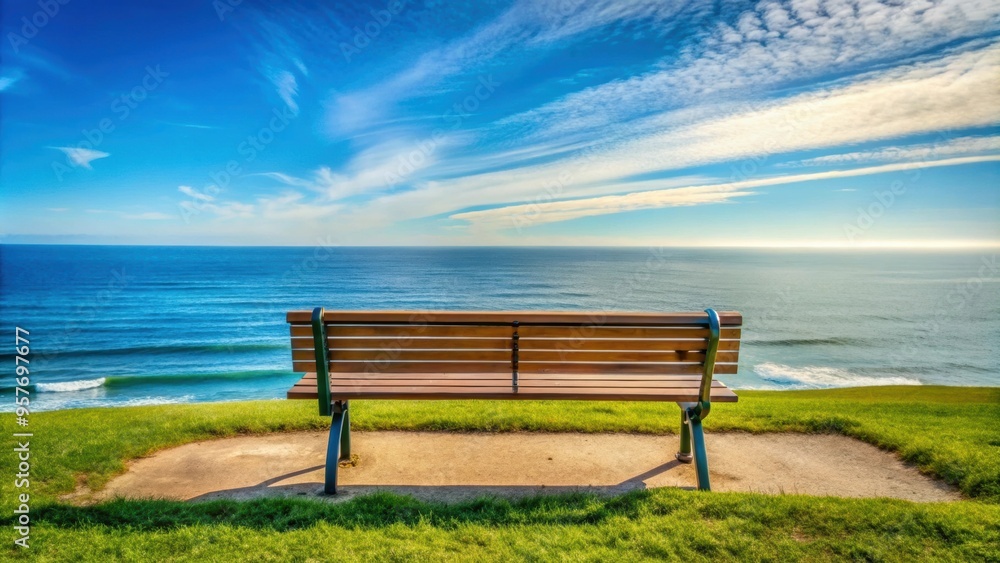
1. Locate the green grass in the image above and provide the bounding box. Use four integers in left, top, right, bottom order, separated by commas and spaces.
2, 386, 998, 560
12, 491, 1000, 561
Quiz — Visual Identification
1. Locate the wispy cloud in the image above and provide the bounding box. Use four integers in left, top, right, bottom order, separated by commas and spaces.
324, 0, 693, 134
178, 185, 214, 201
259, 138, 452, 200
160, 121, 218, 130
452, 185, 757, 229
264, 67, 299, 116
176, 186, 339, 222
357, 43, 1000, 224
0, 69, 24, 92
502, 0, 1000, 141
51, 147, 110, 169
451, 155, 1000, 228
178, 186, 253, 219
781, 135, 1000, 167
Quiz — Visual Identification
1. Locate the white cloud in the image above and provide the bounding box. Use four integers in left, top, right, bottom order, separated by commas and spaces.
178, 185, 214, 202
52, 147, 110, 169
451, 155, 1000, 228
262, 67, 299, 115
178, 185, 253, 220
260, 138, 450, 200
275, 70, 299, 115
255, 191, 340, 221
452, 185, 756, 229
503, 0, 1000, 140
161, 121, 218, 130
176, 187, 340, 223
325, 0, 691, 134
358, 44, 1000, 224
781, 135, 1000, 167
179, 199, 254, 220
0, 69, 24, 92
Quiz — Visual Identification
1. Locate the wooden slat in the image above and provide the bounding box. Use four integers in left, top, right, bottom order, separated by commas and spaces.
295, 373, 722, 385
324, 378, 725, 389
299, 361, 511, 373
520, 363, 738, 375
290, 336, 741, 352
291, 324, 741, 340
519, 326, 741, 339
327, 325, 513, 338
331, 349, 510, 362
294, 348, 512, 362
300, 372, 714, 382
519, 350, 739, 363
292, 348, 737, 364
287, 384, 738, 402
292, 336, 511, 349
331, 338, 512, 351
287, 310, 743, 326
292, 360, 739, 375
519, 339, 740, 353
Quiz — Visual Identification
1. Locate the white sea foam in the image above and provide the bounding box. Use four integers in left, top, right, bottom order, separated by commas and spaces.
35, 378, 107, 392
17, 394, 199, 412
753, 362, 922, 389
115, 395, 197, 408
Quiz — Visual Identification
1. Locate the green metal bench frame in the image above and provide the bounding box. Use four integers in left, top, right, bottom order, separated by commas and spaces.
300, 307, 731, 494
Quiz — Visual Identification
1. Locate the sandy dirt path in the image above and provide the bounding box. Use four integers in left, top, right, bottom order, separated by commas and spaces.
96, 431, 959, 503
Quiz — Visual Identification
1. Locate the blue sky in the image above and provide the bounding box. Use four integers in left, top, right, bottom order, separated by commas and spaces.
1, 0, 998, 246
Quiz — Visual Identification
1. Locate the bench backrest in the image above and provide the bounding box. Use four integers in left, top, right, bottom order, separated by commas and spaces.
287, 310, 742, 376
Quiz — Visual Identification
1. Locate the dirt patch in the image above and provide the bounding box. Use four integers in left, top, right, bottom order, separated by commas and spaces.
96, 432, 960, 504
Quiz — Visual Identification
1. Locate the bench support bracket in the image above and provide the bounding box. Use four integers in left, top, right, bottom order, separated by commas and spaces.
325, 400, 351, 494
673, 308, 720, 490
676, 408, 693, 463
677, 405, 712, 491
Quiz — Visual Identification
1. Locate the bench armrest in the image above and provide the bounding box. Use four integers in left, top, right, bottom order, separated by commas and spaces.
694, 308, 721, 419
312, 307, 333, 416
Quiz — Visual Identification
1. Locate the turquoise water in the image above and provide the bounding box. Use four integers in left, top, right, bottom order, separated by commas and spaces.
0, 245, 997, 411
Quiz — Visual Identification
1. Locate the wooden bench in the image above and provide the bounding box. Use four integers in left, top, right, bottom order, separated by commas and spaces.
286, 308, 742, 493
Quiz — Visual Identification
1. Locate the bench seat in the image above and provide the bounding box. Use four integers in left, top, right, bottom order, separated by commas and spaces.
288, 372, 739, 402
286, 308, 742, 493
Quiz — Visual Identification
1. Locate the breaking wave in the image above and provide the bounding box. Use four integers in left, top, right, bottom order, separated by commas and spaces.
753, 362, 922, 389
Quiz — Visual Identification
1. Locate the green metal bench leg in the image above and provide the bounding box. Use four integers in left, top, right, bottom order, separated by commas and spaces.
676, 407, 693, 463
339, 402, 351, 461
686, 411, 711, 491
325, 403, 348, 494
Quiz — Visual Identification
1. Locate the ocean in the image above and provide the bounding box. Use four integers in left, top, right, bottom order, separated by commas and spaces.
1, 245, 997, 411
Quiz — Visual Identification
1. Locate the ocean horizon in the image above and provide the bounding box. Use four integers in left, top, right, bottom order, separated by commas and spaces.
1, 244, 997, 411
